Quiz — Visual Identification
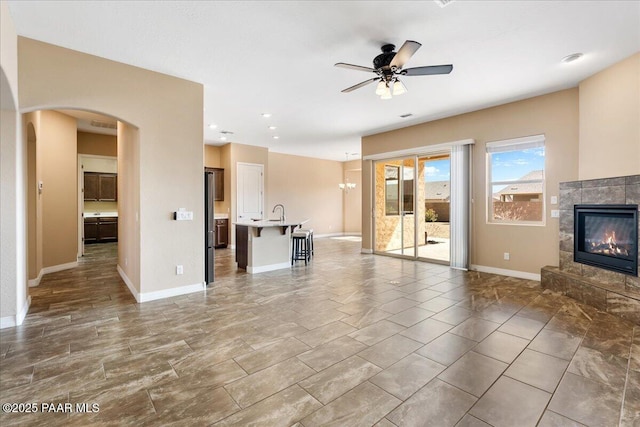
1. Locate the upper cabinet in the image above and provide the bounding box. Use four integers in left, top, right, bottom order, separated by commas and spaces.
214, 168, 224, 201
84, 172, 117, 201
206, 167, 224, 201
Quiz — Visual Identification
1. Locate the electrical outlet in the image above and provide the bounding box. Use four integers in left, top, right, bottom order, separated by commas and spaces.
176, 265, 183, 275
504, 252, 510, 261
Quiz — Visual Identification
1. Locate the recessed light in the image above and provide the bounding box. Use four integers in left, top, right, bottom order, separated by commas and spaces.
261, 113, 272, 118
561, 53, 584, 63
268, 126, 277, 130
273, 136, 279, 139
208, 124, 217, 129
220, 136, 227, 141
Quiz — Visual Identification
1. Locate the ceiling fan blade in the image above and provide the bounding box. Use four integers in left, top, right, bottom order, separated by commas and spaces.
341, 78, 379, 93
390, 40, 422, 69
335, 62, 377, 73
401, 64, 453, 76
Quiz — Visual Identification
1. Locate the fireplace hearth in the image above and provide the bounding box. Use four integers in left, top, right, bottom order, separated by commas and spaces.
574, 204, 638, 276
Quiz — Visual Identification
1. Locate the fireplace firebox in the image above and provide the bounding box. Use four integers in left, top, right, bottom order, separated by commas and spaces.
574, 204, 638, 276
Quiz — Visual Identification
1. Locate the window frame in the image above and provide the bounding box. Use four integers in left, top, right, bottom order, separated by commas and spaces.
486, 135, 546, 226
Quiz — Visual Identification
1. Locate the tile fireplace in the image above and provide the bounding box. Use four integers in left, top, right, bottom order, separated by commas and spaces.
574, 204, 638, 276
541, 175, 640, 325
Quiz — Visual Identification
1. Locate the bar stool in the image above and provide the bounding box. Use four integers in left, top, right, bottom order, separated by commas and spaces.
291, 230, 310, 265
297, 228, 314, 257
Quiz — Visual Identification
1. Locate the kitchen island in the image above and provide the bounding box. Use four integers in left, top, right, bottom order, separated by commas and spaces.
235, 219, 309, 274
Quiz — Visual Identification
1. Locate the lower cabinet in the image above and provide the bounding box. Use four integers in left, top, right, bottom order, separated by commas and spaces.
84, 217, 118, 244
215, 219, 229, 248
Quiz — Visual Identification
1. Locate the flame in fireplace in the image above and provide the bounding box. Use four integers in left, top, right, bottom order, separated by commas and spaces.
590, 229, 630, 257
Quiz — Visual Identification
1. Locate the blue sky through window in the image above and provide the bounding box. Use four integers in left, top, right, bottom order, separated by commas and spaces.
424, 159, 450, 182
490, 147, 545, 182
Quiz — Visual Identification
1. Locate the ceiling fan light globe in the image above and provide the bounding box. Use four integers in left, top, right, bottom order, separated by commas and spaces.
393, 79, 407, 96
380, 90, 392, 100
375, 81, 387, 95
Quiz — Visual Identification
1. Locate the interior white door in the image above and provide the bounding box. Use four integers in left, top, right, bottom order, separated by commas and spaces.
237, 162, 264, 221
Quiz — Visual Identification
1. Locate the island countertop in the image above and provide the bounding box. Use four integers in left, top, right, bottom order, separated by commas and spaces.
234, 218, 310, 274
234, 218, 309, 228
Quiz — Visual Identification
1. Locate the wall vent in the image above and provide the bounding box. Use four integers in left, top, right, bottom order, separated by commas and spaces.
434, 0, 455, 7
399, 113, 413, 119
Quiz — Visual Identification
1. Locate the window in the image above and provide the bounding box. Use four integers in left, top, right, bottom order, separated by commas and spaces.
486, 135, 545, 224
385, 165, 400, 216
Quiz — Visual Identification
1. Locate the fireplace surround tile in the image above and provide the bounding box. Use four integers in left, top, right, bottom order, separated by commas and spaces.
581, 185, 626, 205
581, 177, 627, 188
542, 174, 640, 326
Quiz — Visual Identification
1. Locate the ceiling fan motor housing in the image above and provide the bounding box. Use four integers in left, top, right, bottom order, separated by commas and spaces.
373, 44, 397, 70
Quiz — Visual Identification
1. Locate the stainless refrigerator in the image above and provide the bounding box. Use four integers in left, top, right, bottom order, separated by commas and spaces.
205, 170, 215, 283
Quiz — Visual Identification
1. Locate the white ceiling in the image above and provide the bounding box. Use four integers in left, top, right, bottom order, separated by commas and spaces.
7, 1, 640, 161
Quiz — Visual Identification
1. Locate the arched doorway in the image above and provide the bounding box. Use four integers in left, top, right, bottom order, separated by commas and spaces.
23, 108, 140, 307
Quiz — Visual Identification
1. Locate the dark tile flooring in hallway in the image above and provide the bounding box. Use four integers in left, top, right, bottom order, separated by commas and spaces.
1, 239, 639, 426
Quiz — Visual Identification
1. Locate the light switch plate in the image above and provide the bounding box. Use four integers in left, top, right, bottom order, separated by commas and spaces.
174, 211, 193, 220
550, 196, 558, 205
551, 210, 560, 218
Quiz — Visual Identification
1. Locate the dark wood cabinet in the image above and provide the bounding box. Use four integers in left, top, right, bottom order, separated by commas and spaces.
83, 217, 99, 244
98, 217, 118, 242
215, 218, 228, 248
84, 172, 117, 201
84, 216, 118, 244
213, 168, 224, 201
206, 168, 224, 201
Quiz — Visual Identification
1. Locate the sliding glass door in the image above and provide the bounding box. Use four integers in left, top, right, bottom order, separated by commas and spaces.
420, 154, 451, 263
374, 157, 416, 258
374, 153, 453, 264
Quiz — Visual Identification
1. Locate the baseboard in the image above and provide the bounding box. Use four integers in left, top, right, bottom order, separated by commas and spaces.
361, 248, 373, 254
470, 264, 541, 281
138, 282, 205, 303
42, 261, 79, 275
28, 262, 78, 287
117, 265, 140, 303
247, 262, 291, 274
0, 296, 31, 329
0, 316, 15, 329
17, 295, 31, 325
28, 272, 42, 287
117, 265, 205, 303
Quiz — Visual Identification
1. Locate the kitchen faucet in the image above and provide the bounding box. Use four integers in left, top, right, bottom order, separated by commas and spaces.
272, 204, 285, 222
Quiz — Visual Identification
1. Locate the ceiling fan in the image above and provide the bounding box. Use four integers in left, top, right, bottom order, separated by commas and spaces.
335, 40, 453, 99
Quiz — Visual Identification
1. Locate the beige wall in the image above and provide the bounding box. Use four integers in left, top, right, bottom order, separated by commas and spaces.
117, 121, 140, 294
24, 110, 78, 280
77, 131, 117, 157
18, 37, 204, 298
204, 144, 221, 167
579, 53, 640, 180
267, 152, 344, 235
363, 89, 580, 275
343, 159, 362, 234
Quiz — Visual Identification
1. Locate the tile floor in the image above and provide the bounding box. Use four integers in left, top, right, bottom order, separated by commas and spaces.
0, 238, 638, 426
